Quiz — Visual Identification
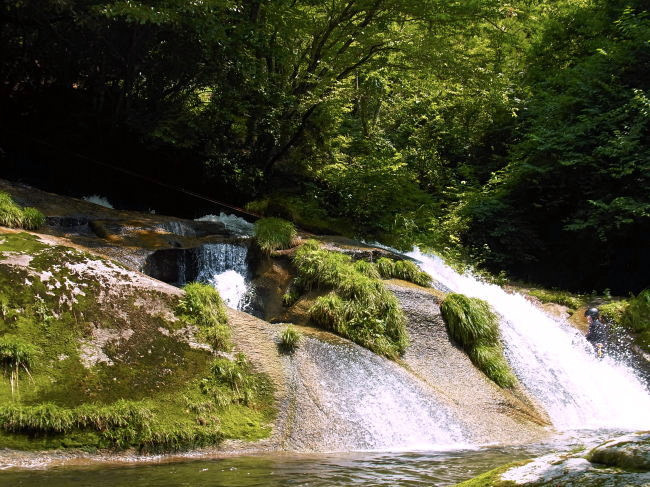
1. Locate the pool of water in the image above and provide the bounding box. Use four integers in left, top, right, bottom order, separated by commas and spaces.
0, 443, 573, 486
1, 430, 621, 486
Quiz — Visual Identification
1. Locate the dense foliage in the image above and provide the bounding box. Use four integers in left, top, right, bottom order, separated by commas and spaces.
1, 0, 647, 293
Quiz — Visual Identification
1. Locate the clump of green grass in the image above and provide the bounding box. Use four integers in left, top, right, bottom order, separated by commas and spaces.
254, 217, 297, 253
0, 336, 38, 397
375, 257, 432, 287
440, 293, 515, 388
0, 192, 45, 230
291, 244, 408, 358
527, 288, 584, 310
599, 301, 629, 328
176, 283, 231, 351
202, 354, 262, 406
279, 325, 301, 354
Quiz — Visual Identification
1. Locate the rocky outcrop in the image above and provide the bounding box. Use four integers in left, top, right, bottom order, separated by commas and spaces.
455, 432, 650, 486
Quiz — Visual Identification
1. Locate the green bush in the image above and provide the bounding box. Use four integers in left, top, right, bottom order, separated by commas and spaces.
279, 325, 301, 353
0, 192, 45, 230
292, 245, 408, 358
254, 217, 297, 253
177, 283, 231, 351
440, 293, 515, 388
375, 257, 432, 287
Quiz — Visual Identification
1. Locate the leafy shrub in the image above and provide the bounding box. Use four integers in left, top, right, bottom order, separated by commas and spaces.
440, 293, 515, 388
375, 257, 432, 287
254, 217, 297, 253
292, 244, 408, 358
279, 325, 301, 353
177, 283, 230, 351
0, 192, 45, 230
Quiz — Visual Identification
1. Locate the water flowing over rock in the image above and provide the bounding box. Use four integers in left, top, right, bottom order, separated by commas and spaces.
408, 249, 650, 431
280, 335, 471, 452
195, 213, 255, 237
195, 243, 251, 309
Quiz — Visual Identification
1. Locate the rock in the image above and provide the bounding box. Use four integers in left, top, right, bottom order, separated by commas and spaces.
456, 432, 650, 486
587, 432, 650, 471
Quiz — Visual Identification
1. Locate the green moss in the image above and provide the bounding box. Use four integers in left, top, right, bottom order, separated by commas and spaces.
441, 294, 516, 388
0, 233, 274, 452
292, 243, 408, 358
453, 460, 531, 486
0, 193, 45, 230
0, 232, 48, 254
599, 301, 629, 327
254, 217, 297, 253
527, 288, 584, 310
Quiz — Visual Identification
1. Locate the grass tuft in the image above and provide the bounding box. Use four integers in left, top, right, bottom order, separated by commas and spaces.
279, 325, 301, 354
441, 293, 515, 388
375, 257, 432, 287
292, 245, 408, 358
0, 192, 45, 230
353, 260, 381, 279
177, 282, 231, 351
254, 217, 297, 253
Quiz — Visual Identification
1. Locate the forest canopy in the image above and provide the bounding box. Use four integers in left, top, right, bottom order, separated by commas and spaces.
1, 0, 648, 294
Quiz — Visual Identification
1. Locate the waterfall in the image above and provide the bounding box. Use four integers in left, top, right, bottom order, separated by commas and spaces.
195, 243, 251, 309
285, 336, 471, 452
408, 249, 650, 431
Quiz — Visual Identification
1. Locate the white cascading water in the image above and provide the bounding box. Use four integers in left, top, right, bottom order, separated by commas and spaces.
288, 337, 471, 452
195, 213, 255, 237
408, 248, 650, 431
196, 243, 250, 309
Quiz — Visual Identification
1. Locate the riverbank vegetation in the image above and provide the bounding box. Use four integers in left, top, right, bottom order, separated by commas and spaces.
441, 294, 516, 388
1, 1, 647, 295
0, 232, 274, 451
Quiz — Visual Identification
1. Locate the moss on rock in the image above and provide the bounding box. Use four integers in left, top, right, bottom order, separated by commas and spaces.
0, 231, 274, 452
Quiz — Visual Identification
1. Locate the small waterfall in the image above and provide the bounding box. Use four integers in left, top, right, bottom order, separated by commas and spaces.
195, 213, 255, 236
408, 249, 650, 431
286, 336, 471, 452
195, 243, 251, 309
156, 221, 197, 237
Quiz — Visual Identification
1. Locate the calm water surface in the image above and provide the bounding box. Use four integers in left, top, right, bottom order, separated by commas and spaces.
0, 446, 552, 487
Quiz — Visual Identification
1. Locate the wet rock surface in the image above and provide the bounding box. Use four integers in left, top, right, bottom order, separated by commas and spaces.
388, 281, 551, 446
479, 432, 650, 486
